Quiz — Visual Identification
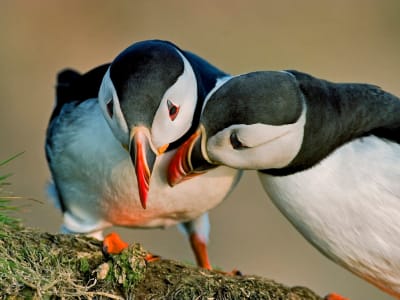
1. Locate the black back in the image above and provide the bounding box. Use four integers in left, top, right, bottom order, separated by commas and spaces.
263, 70, 400, 176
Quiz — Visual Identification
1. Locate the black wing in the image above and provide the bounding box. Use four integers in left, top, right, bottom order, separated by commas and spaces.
46, 63, 110, 162
45, 64, 110, 212
287, 70, 400, 145
50, 63, 110, 123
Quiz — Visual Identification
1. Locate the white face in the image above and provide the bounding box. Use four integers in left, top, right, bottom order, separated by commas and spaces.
151, 51, 197, 149
204, 107, 307, 170
98, 50, 198, 150
98, 69, 130, 146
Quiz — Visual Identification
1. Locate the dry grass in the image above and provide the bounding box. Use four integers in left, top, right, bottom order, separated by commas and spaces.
135, 259, 323, 300
0, 155, 146, 299
0, 225, 147, 299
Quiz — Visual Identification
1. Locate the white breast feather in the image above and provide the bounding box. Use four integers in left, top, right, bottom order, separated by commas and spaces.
259, 136, 400, 296
49, 99, 239, 233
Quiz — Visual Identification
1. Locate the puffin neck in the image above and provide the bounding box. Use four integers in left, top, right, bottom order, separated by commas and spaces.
166, 50, 228, 152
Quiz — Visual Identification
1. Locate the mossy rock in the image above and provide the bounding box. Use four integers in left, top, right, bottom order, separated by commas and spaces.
0, 223, 323, 300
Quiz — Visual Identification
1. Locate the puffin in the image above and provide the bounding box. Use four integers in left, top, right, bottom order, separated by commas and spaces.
168, 70, 400, 298
45, 40, 241, 269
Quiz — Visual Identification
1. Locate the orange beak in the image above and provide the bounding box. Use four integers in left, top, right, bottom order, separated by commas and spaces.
130, 127, 157, 209
167, 128, 214, 187
167, 129, 199, 187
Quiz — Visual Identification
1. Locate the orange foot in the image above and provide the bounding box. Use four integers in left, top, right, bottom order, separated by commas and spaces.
325, 293, 350, 300
102, 232, 129, 255
145, 253, 161, 263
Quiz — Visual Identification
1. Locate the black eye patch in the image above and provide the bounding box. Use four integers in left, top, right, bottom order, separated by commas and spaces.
106, 99, 114, 118
230, 132, 248, 150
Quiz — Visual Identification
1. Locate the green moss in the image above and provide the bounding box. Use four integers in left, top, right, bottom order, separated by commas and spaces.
104, 244, 147, 296
78, 257, 90, 273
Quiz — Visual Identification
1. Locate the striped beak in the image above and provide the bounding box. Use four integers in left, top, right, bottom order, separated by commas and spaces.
167, 127, 213, 187
129, 127, 161, 209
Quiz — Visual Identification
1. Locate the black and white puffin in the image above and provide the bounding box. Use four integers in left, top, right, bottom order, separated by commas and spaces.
45, 40, 240, 269
168, 70, 400, 297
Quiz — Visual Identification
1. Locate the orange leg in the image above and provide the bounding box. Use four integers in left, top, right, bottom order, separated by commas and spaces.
325, 293, 350, 300
189, 233, 242, 275
102, 232, 129, 255
189, 233, 212, 270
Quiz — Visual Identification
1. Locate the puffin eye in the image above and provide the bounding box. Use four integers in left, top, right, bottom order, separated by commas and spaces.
106, 99, 114, 118
167, 99, 180, 121
230, 132, 247, 150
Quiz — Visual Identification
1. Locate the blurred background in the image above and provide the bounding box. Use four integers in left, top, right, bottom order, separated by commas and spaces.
1, 1, 399, 299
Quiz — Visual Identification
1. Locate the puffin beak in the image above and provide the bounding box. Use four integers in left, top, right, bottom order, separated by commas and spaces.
167, 127, 214, 187
129, 127, 158, 209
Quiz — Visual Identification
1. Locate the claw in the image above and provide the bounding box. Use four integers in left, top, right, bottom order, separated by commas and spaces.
231, 269, 243, 276
145, 253, 161, 263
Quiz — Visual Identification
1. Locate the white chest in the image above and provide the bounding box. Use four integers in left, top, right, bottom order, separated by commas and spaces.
259, 136, 400, 296
49, 99, 239, 230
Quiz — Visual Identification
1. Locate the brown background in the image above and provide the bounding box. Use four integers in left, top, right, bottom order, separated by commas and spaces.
1, 1, 399, 299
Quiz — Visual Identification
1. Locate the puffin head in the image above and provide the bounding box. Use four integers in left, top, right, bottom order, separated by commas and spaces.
168, 71, 307, 186
98, 40, 198, 208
